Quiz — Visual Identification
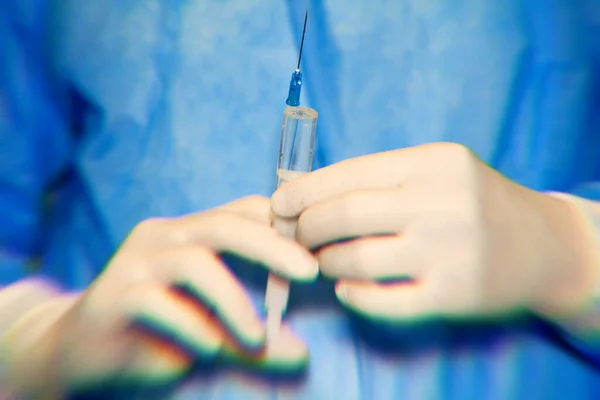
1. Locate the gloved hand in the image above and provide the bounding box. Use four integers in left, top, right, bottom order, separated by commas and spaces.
1, 196, 318, 397
271, 142, 598, 323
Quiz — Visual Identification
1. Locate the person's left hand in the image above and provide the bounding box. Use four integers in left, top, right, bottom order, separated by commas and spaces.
271, 142, 598, 323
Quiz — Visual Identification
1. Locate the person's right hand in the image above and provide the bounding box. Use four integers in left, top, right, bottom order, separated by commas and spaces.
1, 196, 318, 397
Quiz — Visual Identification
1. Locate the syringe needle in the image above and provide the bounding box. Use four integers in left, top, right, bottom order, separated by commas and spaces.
297, 10, 309, 70
286, 10, 310, 107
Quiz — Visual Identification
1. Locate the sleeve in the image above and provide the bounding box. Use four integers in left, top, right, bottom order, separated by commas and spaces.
0, 0, 73, 286
546, 184, 600, 365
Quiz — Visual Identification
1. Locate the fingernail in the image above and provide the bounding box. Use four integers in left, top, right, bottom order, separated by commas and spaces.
335, 284, 347, 303
240, 323, 266, 353
291, 255, 318, 281
249, 316, 267, 339
271, 190, 285, 215
303, 258, 319, 280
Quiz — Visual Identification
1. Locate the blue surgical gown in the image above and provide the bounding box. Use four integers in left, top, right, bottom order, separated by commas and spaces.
1, 0, 600, 398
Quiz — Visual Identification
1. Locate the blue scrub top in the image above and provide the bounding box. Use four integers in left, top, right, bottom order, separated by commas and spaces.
1, 0, 600, 398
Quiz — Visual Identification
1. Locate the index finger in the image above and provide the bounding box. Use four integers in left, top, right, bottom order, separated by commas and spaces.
176, 212, 319, 281
271, 150, 408, 218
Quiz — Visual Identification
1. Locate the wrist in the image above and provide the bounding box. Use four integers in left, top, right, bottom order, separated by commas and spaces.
532, 192, 600, 320
0, 277, 64, 334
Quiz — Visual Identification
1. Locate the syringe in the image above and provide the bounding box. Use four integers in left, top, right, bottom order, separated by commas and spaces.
265, 10, 318, 343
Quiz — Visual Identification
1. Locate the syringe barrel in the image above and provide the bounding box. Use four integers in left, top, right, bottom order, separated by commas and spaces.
276, 106, 318, 189
265, 105, 318, 340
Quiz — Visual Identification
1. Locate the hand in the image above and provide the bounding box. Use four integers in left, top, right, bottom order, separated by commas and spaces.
2, 196, 318, 397
271, 142, 597, 323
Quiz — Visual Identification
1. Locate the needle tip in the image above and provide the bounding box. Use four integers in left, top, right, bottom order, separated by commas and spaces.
297, 10, 310, 70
